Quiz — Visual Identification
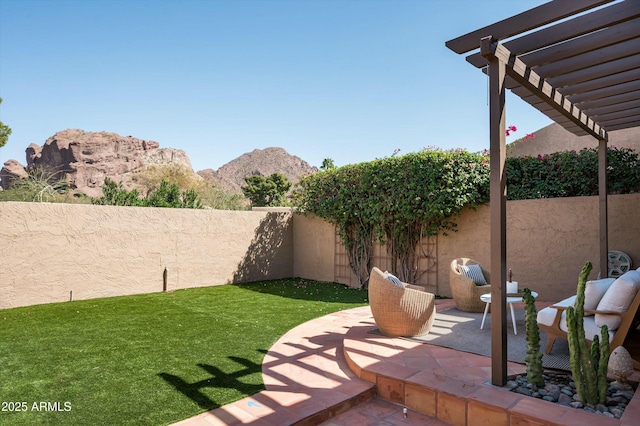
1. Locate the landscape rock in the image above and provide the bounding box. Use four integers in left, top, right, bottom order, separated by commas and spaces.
0, 159, 28, 190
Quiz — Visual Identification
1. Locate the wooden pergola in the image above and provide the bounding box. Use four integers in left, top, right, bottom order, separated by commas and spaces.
446, 0, 640, 386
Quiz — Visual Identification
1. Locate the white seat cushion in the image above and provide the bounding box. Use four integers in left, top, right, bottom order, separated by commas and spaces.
537, 295, 615, 342
583, 278, 615, 315
537, 296, 575, 327
595, 270, 640, 330
582, 316, 615, 342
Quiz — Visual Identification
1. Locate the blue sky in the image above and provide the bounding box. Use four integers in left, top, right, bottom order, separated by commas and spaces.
0, 0, 551, 172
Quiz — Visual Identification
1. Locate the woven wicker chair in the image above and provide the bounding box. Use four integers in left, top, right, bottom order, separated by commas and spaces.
368, 267, 436, 337
449, 258, 491, 313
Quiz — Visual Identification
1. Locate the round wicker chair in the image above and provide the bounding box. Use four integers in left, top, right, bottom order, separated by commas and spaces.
449, 258, 491, 313
368, 267, 435, 337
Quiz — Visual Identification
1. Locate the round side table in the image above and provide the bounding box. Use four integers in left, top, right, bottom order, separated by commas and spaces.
480, 291, 538, 335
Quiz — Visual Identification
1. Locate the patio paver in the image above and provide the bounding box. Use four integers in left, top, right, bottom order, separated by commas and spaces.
173, 300, 640, 426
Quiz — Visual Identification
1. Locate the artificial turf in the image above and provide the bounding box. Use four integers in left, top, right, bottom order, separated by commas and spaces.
0, 278, 368, 425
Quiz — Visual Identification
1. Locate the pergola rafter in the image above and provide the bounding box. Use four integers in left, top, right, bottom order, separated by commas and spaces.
446, 0, 640, 386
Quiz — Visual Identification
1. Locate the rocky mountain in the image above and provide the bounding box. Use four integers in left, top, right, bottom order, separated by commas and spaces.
0, 129, 317, 197
197, 147, 317, 194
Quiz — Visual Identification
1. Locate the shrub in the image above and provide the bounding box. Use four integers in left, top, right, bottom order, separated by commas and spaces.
242, 173, 292, 207
0, 167, 68, 202
133, 164, 200, 196
91, 178, 203, 209
506, 147, 640, 199
194, 182, 249, 210
294, 149, 490, 286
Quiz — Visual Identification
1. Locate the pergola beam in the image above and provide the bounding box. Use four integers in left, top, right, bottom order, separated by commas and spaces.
518, 18, 640, 68
484, 40, 608, 141
547, 54, 640, 88
464, 1, 638, 68
447, 0, 614, 54
569, 83, 640, 105
559, 68, 640, 96
480, 34, 611, 386
482, 36, 508, 386
532, 37, 640, 79
447, 0, 638, 387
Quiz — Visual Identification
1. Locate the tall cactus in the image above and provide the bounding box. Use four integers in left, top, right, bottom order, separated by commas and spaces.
523, 287, 544, 387
598, 325, 610, 404
567, 307, 586, 401
566, 261, 610, 406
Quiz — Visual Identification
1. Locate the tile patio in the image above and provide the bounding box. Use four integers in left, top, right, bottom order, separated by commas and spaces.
173, 300, 640, 426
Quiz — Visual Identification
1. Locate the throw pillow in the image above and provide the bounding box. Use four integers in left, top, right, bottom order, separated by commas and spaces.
595, 270, 640, 331
582, 278, 615, 316
385, 272, 404, 288
458, 264, 487, 286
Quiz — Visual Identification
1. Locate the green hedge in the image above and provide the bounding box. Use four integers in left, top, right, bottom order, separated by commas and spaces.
506, 147, 640, 200
293, 147, 640, 286
293, 149, 490, 286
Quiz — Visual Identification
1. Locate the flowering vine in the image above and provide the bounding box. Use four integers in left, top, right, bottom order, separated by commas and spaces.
506, 125, 535, 141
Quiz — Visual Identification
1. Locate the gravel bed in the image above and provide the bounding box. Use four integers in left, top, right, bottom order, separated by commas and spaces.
505, 373, 636, 419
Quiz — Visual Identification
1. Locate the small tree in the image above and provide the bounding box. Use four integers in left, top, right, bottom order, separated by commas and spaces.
0, 98, 12, 149
92, 178, 142, 206
133, 164, 200, 196
242, 173, 291, 207
321, 158, 335, 170
92, 178, 203, 208
194, 182, 248, 210
143, 180, 202, 208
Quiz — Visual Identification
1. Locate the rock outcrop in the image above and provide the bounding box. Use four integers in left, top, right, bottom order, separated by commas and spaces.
1, 129, 193, 197
1, 131, 317, 198
0, 159, 28, 190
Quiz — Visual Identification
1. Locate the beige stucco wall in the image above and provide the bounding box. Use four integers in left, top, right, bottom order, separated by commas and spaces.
293, 194, 640, 302
1, 194, 638, 310
437, 193, 640, 301
0, 202, 293, 309
292, 213, 335, 283
508, 123, 640, 158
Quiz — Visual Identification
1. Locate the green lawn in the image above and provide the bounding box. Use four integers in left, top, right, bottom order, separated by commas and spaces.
0, 279, 368, 425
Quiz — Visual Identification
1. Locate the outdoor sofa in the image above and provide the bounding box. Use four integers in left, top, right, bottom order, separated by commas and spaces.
537, 268, 640, 368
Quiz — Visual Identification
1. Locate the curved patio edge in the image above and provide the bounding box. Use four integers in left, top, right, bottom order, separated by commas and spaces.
342, 303, 640, 426
171, 306, 376, 426
171, 303, 640, 426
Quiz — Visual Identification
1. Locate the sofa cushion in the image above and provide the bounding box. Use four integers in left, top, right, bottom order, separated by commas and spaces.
537, 296, 575, 327
458, 264, 487, 286
385, 272, 404, 288
582, 316, 615, 342
583, 278, 615, 315
537, 296, 615, 342
595, 270, 640, 330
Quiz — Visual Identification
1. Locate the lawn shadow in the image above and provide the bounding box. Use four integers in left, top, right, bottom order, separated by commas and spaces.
232, 211, 292, 283
159, 354, 265, 410
233, 277, 368, 304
